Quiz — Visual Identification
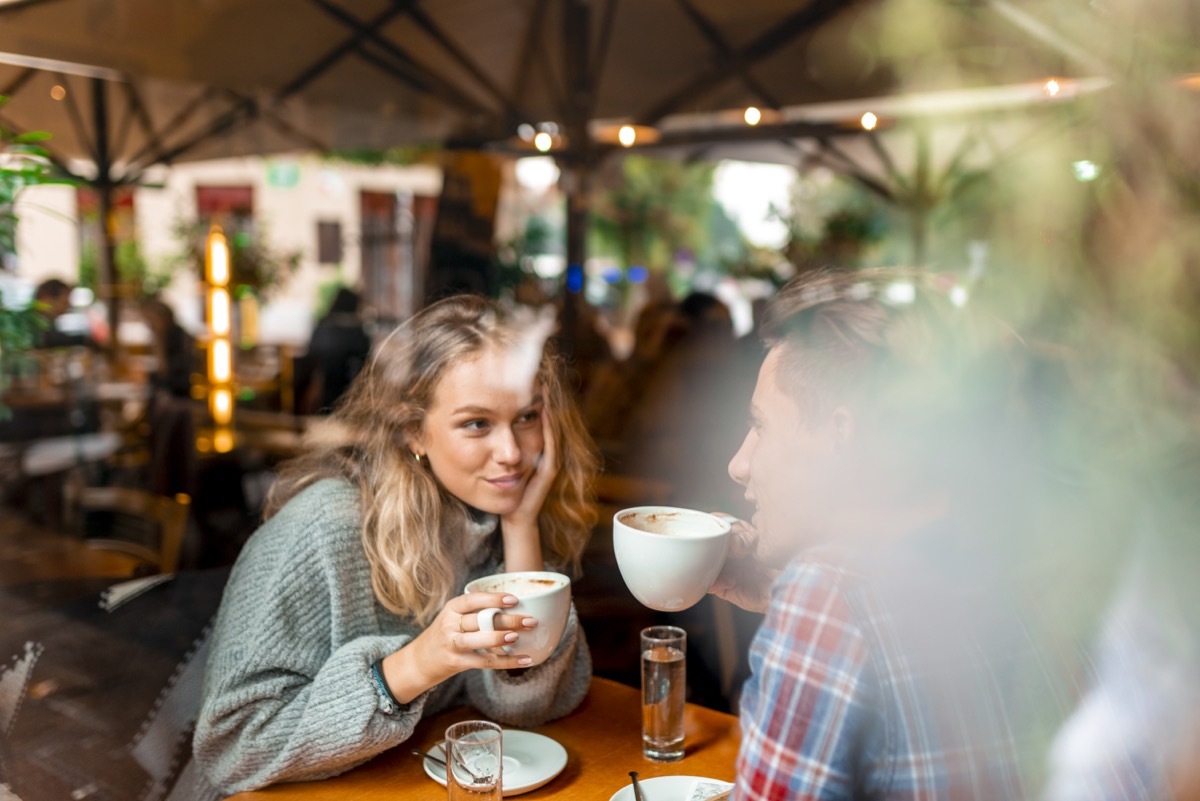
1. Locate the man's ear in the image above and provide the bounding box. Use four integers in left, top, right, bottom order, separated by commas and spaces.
829, 406, 856, 451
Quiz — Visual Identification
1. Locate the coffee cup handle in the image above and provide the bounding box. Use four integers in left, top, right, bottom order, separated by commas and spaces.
475, 607, 510, 656
477, 607, 501, 633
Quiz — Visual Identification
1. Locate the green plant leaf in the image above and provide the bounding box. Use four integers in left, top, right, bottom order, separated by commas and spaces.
12, 131, 52, 144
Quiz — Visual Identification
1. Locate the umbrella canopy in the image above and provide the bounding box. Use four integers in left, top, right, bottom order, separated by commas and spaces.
0, 0, 1131, 332
0, 0, 1084, 177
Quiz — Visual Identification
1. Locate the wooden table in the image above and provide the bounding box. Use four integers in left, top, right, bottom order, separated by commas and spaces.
228, 676, 741, 800
0, 506, 144, 585
0, 378, 147, 445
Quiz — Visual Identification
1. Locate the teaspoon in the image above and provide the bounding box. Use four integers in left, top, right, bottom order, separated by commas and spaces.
412, 749, 448, 770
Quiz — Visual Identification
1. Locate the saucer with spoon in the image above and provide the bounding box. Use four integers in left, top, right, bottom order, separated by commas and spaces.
417, 729, 568, 796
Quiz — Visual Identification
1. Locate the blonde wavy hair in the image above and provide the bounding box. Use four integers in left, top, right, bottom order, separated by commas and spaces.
264, 295, 598, 625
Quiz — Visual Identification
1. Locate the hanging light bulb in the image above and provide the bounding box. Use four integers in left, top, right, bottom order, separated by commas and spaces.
211, 339, 232, 384
213, 428, 235, 454
618, 125, 636, 147
210, 288, 231, 336
744, 106, 762, 126
211, 387, 233, 425
206, 227, 229, 286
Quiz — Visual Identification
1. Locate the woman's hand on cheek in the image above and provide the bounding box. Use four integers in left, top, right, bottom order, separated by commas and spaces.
499, 403, 556, 571
502, 401, 558, 532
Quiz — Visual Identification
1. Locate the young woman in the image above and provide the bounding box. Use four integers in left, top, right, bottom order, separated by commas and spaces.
194, 295, 598, 793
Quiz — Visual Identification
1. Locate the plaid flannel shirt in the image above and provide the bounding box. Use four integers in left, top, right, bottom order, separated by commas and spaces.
734, 554, 1038, 801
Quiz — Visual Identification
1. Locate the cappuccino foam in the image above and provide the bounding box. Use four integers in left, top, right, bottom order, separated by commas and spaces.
620, 510, 724, 537
474, 575, 566, 596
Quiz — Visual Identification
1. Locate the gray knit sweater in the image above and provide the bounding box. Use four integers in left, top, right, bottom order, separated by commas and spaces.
193, 478, 592, 794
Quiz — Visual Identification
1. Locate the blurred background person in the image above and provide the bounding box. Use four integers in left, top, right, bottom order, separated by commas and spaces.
582, 271, 678, 449
32, 277, 99, 350
140, 296, 196, 400
295, 287, 372, 415
622, 290, 750, 512
136, 296, 199, 500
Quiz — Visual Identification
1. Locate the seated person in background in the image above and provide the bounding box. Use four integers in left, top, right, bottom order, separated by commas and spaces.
296, 287, 372, 414
194, 295, 599, 793
140, 296, 196, 399
712, 268, 1111, 799
33, 277, 100, 350
138, 297, 198, 498
622, 291, 749, 511
581, 273, 678, 444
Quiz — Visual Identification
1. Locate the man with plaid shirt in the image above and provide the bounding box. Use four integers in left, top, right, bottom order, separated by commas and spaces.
710, 268, 1089, 800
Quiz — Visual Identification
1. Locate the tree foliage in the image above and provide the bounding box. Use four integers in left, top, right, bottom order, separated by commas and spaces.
0, 102, 60, 260
589, 156, 717, 274
167, 219, 302, 299
0, 102, 60, 414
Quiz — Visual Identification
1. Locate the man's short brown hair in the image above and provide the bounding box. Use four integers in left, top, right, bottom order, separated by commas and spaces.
761, 267, 983, 427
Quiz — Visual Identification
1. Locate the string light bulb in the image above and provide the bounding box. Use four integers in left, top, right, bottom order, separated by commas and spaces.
206, 227, 229, 286
213, 428, 235, 454
204, 222, 236, 450
211, 387, 233, 425
744, 106, 762, 126
211, 339, 232, 384
861, 112, 878, 131
618, 125, 636, 147
210, 288, 231, 336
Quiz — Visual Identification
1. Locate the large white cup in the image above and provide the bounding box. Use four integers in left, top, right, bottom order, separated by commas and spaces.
464, 570, 571, 666
613, 506, 732, 612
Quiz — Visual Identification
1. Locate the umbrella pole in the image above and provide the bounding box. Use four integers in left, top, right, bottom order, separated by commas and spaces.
91, 78, 119, 362
559, 0, 596, 362
561, 161, 590, 359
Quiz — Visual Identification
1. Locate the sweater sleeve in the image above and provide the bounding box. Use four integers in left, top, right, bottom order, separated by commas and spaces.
464, 604, 592, 724
193, 483, 448, 793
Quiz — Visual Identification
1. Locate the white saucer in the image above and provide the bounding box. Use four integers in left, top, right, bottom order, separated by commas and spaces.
422, 729, 568, 796
608, 775, 733, 801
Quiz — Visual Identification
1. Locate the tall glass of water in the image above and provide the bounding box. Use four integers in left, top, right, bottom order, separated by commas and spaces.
445, 720, 503, 801
641, 625, 687, 761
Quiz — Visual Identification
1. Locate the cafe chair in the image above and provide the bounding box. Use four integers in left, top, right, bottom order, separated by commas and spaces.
79, 487, 191, 575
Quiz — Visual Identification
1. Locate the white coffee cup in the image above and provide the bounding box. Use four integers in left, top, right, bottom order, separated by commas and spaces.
613, 506, 732, 612
464, 570, 571, 666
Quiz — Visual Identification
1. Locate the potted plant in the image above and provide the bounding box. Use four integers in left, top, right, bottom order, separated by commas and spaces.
0, 103, 59, 414
167, 219, 301, 301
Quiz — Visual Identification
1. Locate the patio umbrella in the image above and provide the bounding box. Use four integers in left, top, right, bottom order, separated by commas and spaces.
0, 0, 1081, 324
0, 0, 1090, 163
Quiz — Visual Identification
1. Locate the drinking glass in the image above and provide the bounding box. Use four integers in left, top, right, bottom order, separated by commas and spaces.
445, 720, 503, 801
641, 625, 687, 761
